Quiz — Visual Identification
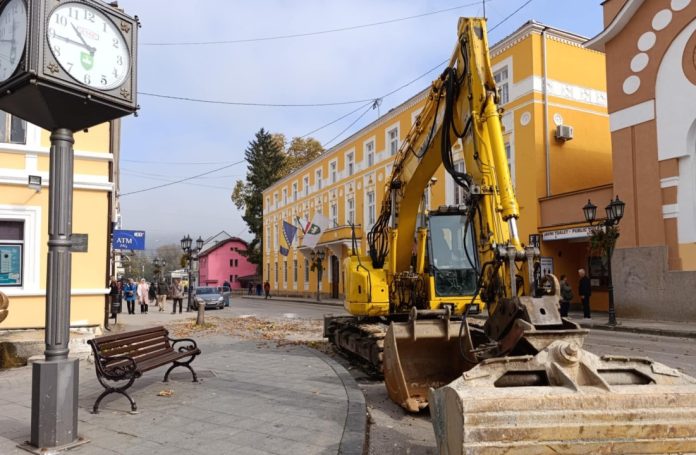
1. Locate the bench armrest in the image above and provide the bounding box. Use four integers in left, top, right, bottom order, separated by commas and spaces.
167, 336, 199, 354
96, 354, 138, 380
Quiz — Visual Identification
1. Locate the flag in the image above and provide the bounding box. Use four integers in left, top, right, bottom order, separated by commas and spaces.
279, 221, 298, 256
295, 216, 311, 234
302, 213, 329, 249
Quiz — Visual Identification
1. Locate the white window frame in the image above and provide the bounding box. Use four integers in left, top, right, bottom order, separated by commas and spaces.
329, 160, 338, 184
346, 197, 355, 225
315, 168, 323, 190
273, 224, 278, 252
274, 193, 279, 209
364, 138, 375, 168
330, 202, 338, 227
292, 182, 298, 202
346, 150, 354, 176
386, 123, 400, 156
0, 205, 41, 295
303, 175, 310, 197
366, 190, 376, 228
494, 65, 510, 105
282, 188, 288, 206
304, 258, 310, 290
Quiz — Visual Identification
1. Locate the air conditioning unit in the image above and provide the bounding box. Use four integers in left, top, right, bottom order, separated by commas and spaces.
555, 124, 574, 142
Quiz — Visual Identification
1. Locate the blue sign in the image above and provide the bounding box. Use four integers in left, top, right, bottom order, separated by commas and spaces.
112, 230, 146, 250
0, 244, 22, 286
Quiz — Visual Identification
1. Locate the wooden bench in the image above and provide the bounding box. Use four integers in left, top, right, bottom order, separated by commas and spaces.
88, 326, 201, 413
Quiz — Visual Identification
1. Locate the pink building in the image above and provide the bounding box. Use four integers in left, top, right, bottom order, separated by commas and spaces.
198, 237, 256, 290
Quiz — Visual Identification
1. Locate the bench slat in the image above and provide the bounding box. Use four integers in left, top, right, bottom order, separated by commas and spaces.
96, 330, 169, 352
102, 338, 170, 357
94, 326, 167, 345
136, 350, 197, 373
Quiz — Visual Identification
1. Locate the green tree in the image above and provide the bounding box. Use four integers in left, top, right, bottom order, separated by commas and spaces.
282, 137, 324, 176
231, 128, 288, 273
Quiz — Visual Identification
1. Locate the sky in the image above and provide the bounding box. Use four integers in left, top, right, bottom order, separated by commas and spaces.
114, 0, 605, 252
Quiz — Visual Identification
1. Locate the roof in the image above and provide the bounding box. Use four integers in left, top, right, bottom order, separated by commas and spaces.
585, 0, 645, 50
198, 236, 248, 257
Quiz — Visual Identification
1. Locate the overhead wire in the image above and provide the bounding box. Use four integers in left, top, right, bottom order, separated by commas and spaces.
142, 1, 490, 46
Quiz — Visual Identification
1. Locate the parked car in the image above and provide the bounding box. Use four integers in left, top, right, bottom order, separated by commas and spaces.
219, 285, 231, 307
192, 286, 224, 310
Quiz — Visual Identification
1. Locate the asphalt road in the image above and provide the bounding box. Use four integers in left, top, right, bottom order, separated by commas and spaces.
227, 297, 696, 454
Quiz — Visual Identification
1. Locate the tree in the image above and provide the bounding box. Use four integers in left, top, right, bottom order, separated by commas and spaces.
231, 128, 288, 273
281, 137, 324, 176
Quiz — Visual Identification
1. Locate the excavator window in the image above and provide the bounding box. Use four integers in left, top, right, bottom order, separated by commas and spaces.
428, 214, 477, 296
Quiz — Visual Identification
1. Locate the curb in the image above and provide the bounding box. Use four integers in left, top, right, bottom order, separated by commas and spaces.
578, 322, 696, 339
307, 347, 367, 455
244, 295, 344, 307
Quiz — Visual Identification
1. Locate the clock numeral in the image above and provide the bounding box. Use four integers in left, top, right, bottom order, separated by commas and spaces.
68, 8, 79, 20
101, 75, 107, 86
112, 37, 119, 49
83, 73, 91, 85
55, 14, 67, 27
84, 10, 95, 23
66, 62, 74, 72
103, 20, 107, 33
112, 68, 119, 78
52, 45, 60, 57
116, 56, 123, 66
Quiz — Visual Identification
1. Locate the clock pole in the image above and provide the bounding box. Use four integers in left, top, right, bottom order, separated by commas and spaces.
28, 128, 87, 452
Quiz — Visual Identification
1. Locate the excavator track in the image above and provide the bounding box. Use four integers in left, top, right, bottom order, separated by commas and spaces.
323, 315, 387, 376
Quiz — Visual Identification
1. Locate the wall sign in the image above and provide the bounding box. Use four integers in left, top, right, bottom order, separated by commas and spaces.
112, 230, 146, 250
0, 244, 22, 286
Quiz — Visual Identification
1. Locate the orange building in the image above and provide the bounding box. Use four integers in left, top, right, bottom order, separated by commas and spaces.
587, 0, 696, 321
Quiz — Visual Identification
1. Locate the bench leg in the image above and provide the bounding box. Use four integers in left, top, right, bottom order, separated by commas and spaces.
92, 374, 138, 414
163, 356, 199, 383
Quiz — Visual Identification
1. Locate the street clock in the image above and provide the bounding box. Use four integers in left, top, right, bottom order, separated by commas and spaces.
0, 0, 138, 131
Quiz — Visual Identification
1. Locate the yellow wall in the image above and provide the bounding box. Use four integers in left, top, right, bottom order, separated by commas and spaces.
0, 120, 113, 329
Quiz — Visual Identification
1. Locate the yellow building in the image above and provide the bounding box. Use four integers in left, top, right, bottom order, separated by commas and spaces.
0, 114, 119, 329
264, 21, 613, 309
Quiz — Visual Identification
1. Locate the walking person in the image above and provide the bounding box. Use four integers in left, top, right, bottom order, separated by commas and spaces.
263, 281, 271, 299
170, 278, 184, 314
578, 268, 592, 319
148, 281, 157, 312
248, 282, 253, 295
123, 278, 137, 314
137, 278, 150, 314
156, 278, 169, 312
559, 274, 573, 318
108, 277, 120, 322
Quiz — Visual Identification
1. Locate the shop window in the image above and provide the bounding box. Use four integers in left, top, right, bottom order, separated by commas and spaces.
588, 256, 610, 288
0, 220, 24, 287
0, 111, 27, 145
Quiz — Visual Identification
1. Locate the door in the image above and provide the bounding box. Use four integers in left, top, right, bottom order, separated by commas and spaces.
331, 255, 339, 299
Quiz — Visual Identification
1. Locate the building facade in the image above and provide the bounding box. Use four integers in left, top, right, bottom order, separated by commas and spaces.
263, 21, 613, 308
0, 116, 118, 329
587, 0, 696, 320
198, 236, 256, 290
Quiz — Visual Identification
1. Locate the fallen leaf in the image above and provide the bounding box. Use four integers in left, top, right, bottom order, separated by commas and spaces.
157, 389, 174, 397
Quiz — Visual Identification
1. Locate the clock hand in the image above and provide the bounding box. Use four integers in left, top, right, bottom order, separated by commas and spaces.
71, 23, 95, 54
53, 33, 95, 53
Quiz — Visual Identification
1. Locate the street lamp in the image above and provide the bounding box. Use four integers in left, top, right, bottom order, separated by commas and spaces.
152, 257, 166, 281
583, 196, 625, 326
310, 249, 326, 302
181, 235, 204, 321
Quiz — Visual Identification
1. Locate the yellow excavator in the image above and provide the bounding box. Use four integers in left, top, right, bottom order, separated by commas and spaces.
323, 17, 696, 454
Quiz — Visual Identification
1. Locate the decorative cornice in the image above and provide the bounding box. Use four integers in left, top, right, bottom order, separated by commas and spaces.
586, 0, 645, 50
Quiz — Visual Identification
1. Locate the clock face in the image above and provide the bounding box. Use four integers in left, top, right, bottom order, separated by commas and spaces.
47, 2, 130, 90
0, 0, 27, 82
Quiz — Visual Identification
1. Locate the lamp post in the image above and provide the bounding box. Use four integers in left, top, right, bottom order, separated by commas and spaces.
310, 249, 326, 302
152, 257, 166, 282
181, 235, 204, 323
582, 195, 625, 326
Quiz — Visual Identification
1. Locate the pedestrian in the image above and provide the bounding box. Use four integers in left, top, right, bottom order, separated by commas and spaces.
263, 281, 271, 299
108, 277, 120, 321
170, 278, 184, 314
559, 274, 573, 318
256, 282, 262, 296
123, 278, 137, 314
148, 281, 157, 312
248, 282, 253, 295
156, 278, 169, 312
137, 278, 150, 314
578, 268, 592, 319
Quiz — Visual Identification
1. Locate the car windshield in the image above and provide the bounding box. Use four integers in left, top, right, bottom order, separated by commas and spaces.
196, 287, 217, 295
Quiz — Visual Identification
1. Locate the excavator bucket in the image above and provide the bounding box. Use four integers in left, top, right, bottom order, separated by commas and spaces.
429, 338, 696, 454
383, 310, 474, 412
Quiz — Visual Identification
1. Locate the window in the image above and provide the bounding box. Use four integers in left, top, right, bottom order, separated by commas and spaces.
494, 67, 509, 105
387, 127, 399, 155
365, 140, 375, 167
292, 182, 298, 202
347, 197, 355, 224
265, 197, 270, 211
293, 259, 298, 283
453, 161, 466, 205
367, 191, 376, 227
303, 176, 310, 196
330, 161, 337, 184
266, 226, 271, 252
230, 275, 234, 282
283, 261, 288, 284
229, 259, 233, 267
273, 225, 278, 251
505, 142, 513, 181
304, 258, 310, 282
346, 152, 354, 176
275, 262, 279, 283
274, 193, 279, 209
330, 203, 338, 227
316, 169, 322, 190
267, 262, 270, 281
282, 188, 287, 205
0, 220, 24, 287
0, 112, 27, 145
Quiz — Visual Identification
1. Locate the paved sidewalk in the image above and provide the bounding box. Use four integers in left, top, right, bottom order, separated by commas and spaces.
244, 294, 344, 307
0, 323, 366, 454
